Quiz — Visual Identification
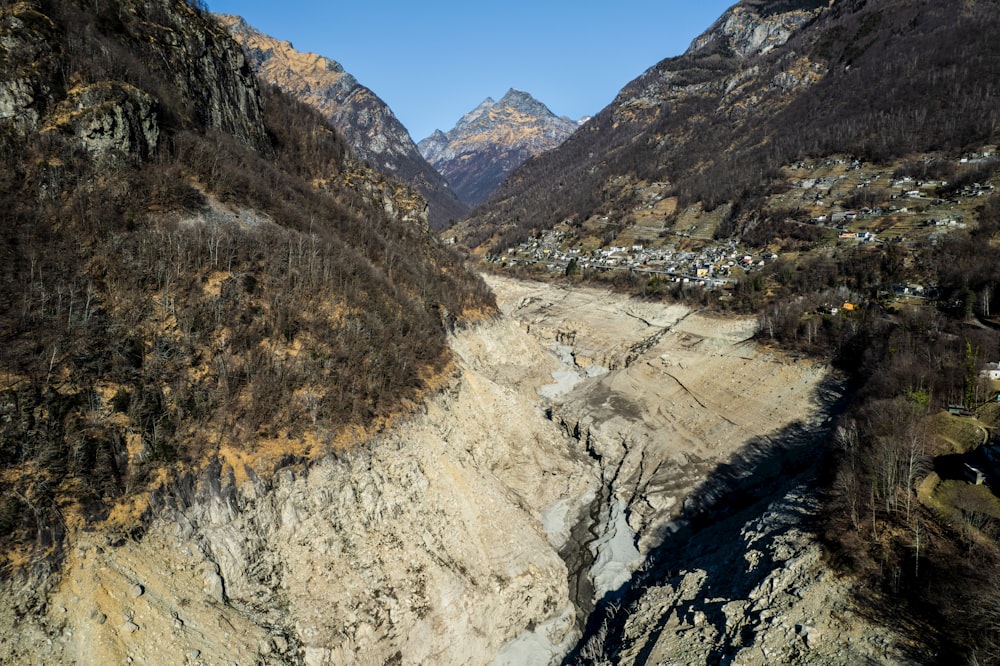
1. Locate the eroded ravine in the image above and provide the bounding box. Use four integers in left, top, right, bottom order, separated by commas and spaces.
486, 275, 905, 665
0, 274, 896, 665
481, 276, 837, 657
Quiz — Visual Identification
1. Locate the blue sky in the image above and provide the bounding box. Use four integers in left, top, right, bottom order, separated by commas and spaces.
206, 1, 736, 141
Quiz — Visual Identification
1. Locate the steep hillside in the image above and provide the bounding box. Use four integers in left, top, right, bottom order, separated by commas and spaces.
417, 89, 580, 207
0, 266, 867, 665
0, 0, 492, 588
451, 1, 1000, 661
215, 14, 469, 230
457, 0, 1000, 251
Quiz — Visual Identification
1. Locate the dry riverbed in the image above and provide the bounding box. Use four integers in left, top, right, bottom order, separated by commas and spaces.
0, 274, 906, 666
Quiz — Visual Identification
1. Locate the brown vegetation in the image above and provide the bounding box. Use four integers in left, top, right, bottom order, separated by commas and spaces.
743, 190, 1000, 660
460, 0, 1000, 254
0, 0, 493, 571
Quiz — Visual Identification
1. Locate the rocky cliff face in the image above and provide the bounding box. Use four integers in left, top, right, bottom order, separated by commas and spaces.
0, 308, 599, 666
689, 0, 829, 59
216, 14, 468, 230
418, 89, 580, 207
143, 2, 268, 149
44, 81, 160, 158
0, 4, 56, 134
1, 0, 267, 155
613, 0, 828, 118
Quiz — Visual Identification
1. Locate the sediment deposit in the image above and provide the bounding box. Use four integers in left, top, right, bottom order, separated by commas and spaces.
0, 276, 904, 665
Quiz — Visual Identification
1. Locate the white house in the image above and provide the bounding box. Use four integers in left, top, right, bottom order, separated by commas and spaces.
981, 362, 1000, 381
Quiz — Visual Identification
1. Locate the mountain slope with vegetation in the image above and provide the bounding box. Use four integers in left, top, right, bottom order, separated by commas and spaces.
0, 0, 492, 581
417, 89, 580, 207
215, 14, 469, 230
457, 0, 999, 253
454, 0, 1000, 661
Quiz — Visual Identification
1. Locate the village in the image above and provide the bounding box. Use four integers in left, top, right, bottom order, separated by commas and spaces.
486, 230, 781, 289
785, 153, 996, 246
483, 151, 997, 297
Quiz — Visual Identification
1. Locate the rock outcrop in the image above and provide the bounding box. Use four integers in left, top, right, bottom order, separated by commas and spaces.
216, 14, 468, 230
0, 3, 56, 133
43, 82, 160, 158
583, 487, 907, 665
0, 311, 599, 665
418, 89, 580, 207
0, 0, 267, 150
689, 0, 828, 59
146, 4, 267, 149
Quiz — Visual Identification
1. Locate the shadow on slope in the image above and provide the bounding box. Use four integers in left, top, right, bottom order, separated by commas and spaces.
562, 373, 926, 664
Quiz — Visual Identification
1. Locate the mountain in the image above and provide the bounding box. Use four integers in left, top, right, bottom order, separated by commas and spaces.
418, 89, 581, 207
215, 14, 468, 230
451, 1, 1000, 661
456, 0, 1000, 251
5, 1, 1000, 663
0, 0, 496, 653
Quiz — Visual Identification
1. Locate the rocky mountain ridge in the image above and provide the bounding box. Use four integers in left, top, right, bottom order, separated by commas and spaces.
456, 0, 999, 252
418, 89, 580, 207
215, 14, 468, 230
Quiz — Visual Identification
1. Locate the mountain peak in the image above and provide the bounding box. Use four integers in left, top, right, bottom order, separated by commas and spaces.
497, 88, 554, 116
500, 88, 530, 101
418, 90, 580, 207
458, 97, 496, 126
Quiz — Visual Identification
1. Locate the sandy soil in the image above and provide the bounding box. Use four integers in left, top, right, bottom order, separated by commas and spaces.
486, 275, 833, 553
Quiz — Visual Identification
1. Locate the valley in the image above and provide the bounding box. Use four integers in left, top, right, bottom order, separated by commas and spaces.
2, 273, 898, 665
2, 0, 999, 662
